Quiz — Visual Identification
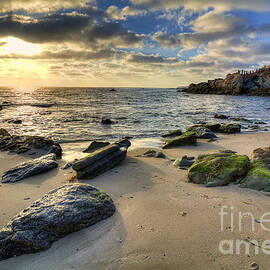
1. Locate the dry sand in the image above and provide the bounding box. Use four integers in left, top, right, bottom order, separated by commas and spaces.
1, 132, 270, 269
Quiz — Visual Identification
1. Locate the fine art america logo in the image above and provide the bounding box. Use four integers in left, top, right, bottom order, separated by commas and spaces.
219, 206, 270, 255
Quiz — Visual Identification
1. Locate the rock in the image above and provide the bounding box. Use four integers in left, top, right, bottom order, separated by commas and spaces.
188, 150, 250, 187
162, 131, 197, 149
254, 121, 266, 125
0, 184, 115, 260
101, 119, 114, 125
186, 126, 217, 139
109, 88, 116, 92
162, 129, 182, 138
0, 134, 62, 158
217, 124, 241, 134
83, 141, 110, 153
2, 154, 58, 183
73, 139, 131, 179
142, 150, 166, 159
63, 159, 78, 170
230, 117, 252, 123
0, 129, 10, 137
239, 147, 270, 191
214, 114, 229, 119
204, 123, 221, 132
184, 68, 270, 96
8, 119, 22, 124
173, 156, 195, 169
31, 103, 54, 108
249, 125, 260, 130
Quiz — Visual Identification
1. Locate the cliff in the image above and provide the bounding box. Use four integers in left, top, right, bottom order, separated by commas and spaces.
185, 66, 270, 96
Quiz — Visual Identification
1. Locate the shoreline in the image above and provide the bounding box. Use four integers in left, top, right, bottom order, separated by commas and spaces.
1, 132, 270, 269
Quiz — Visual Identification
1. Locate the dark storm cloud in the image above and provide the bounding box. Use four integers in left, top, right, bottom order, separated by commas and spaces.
0, 11, 145, 47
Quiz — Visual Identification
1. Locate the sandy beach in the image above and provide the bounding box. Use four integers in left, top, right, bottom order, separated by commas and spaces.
1, 132, 270, 269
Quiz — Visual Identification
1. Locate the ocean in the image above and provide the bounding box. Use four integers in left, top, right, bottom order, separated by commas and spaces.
0, 87, 269, 143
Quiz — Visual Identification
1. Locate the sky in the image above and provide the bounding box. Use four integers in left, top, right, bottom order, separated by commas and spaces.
1, 0, 270, 88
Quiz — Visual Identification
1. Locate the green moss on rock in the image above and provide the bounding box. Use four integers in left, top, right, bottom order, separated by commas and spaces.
188, 150, 250, 187
239, 156, 270, 192
217, 124, 241, 134
162, 131, 197, 149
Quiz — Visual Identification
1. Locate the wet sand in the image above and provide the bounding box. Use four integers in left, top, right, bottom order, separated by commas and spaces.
1, 132, 270, 269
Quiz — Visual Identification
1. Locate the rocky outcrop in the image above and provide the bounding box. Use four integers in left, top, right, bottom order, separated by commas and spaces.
239, 147, 270, 191
173, 156, 195, 170
162, 131, 197, 149
142, 150, 167, 159
217, 124, 241, 134
0, 184, 115, 260
188, 150, 250, 187
185, 67, 270, 96
73, 139, 131, 179
0, 131, 62, 158
2, 154, 58, 183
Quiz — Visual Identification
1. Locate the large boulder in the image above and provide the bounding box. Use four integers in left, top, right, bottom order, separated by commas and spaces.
0, 133, 62, 158
73, 139, 131, 179
162, 131, 197, 149
0, 184, 115, 260
239, 147, 270, 191
217, 124, 241, 134
2, 154, 58, 183
186, 126, 217, 139
188, 150, 250, 187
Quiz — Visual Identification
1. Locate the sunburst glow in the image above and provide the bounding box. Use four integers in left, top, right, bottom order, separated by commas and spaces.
0, 36, 42, 56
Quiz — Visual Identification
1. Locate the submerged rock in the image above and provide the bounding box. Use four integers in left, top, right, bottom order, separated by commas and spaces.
2, 154, 58, 183
0, 133, 62, 158
83, 141, 110, 153
214, 114, 229, 119
0, 184, 115, 260
162, 129, 182, 138
73, 139, 131, 179
173, 156, 195, 169
240, 147, 270, 191
231, 117, 252, 123
101, 119, 114, 125
217, 124, 241, 134
188, 150, 250, 187
204, 123, 221, 132
186, 126, 217, 139
162, 131, 197, 149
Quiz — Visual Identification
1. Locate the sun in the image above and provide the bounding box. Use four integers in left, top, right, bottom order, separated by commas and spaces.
0, 36, 42, 56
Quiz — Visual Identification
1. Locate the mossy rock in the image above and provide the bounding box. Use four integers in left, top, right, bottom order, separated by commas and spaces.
162, 129, 182, 138
239, 147, 270, 191
162, 131, 197, 149
186, 126, 217, 139
204, 123, 221, 132
188, 150, 250, 187
217, 124, 241, 134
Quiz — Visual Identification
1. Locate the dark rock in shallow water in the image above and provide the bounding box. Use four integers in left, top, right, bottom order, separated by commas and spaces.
217, 124, 241, 134
186, 126, 217, 139
162, 131, 197, 149
8, 119, 22, 124
239, 147, 270, 191
2, 154, 58, 183
83, 141, 110, 153
214, 114, 229, 119
173, 156, 194, 169
0, 184, 115, 260
0, 133, 62, 158
162, 129, 182, 138
230, 117, 252, 123
188, 150, 250, 187
204, 123, 221, 132
101, 119, 114, 125
73, 139, 131, 179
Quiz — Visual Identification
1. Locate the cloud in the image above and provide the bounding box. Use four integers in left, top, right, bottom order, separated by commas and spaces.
106, 5, 145, 20
127, 52, 177, 64
131, 0, 270, 12
0, 0, 94, 13
0, 12, 145, 48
